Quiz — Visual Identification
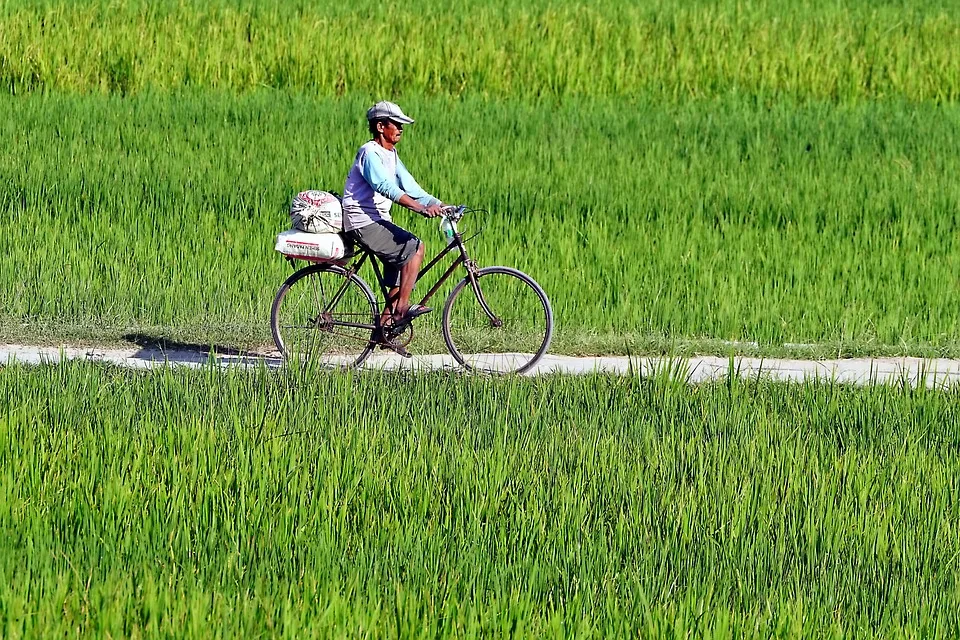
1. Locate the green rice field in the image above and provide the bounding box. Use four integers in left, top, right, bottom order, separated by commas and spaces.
5, 2, 960, 635
3, 92, 960, 356
2, 363, 960, 637
3, 0, 960, 356
3, 0, 960, 102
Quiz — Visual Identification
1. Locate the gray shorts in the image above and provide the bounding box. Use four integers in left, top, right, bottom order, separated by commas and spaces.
345, 220, 421, 288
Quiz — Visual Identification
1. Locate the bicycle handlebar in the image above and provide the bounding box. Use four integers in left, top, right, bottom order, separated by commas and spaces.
442, 204, 468, 222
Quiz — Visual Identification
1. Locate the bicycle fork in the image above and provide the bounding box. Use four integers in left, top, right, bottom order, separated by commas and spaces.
464, 259, 503, 328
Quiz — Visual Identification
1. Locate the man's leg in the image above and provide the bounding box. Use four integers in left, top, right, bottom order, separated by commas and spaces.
393, 242, 425, 320
380, 285, 401, 329
352, 221, 423, 330
379, 241, 423, 328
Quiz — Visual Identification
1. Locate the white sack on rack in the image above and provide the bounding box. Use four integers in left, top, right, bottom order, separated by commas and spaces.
275, 230, 346, 261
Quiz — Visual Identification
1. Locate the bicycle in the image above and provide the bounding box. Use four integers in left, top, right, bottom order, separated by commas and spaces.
270, 206, 553, 374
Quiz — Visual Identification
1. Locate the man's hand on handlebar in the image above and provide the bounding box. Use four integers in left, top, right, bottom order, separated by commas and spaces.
420, 203, 444, 218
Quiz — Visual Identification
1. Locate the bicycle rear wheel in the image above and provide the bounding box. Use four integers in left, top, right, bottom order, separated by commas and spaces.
270, 263, 378, 369
442, 266, 553, 374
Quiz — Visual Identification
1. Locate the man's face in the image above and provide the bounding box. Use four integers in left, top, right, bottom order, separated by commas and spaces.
378, 119, 404, 145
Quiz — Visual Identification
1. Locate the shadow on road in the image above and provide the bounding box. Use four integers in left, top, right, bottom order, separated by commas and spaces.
121, 332, 282, 367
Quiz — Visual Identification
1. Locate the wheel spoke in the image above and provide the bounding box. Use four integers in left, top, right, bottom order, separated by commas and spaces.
312, 274, 322, 315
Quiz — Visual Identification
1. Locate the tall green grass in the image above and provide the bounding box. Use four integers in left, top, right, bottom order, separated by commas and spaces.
2, 92, 960, 355
1, 362, 959, 636
2, 0, 960, 102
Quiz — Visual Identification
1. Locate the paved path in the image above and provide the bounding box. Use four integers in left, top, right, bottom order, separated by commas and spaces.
3, 343, 960, 387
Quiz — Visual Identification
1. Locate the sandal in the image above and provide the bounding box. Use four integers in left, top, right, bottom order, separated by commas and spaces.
395, 304, 433, 324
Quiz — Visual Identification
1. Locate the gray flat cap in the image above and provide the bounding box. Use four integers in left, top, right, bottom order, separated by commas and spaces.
366, 101, 415, 124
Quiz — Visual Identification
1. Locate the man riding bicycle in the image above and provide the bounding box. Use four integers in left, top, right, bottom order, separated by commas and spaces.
341, 101, 447, 343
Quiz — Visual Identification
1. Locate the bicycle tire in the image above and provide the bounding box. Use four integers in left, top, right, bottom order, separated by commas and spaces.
270, 263, 379, 369
441, 266, 553, 374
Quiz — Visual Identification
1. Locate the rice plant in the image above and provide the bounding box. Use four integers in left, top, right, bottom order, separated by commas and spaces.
1, 362, 959, 637
1, 0, 959, 102
1, 92, 959, 356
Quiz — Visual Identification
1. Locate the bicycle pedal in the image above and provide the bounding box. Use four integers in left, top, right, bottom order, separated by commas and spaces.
379, 340, 412, 358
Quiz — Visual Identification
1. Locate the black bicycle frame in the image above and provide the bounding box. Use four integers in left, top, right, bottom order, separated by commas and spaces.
367, 234, 467, 311
303, 226, 492, 332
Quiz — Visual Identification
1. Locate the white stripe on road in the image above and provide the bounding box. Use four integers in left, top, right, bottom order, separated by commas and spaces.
3, 344, 960, 387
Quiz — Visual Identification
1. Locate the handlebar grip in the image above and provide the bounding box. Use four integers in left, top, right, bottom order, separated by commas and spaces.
442, 204, 467, 221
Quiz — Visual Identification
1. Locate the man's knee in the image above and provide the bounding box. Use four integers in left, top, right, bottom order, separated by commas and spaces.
405, 241, 424, 267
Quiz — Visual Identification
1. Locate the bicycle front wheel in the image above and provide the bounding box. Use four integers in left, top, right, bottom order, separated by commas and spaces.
442, 266, 553, 374
270, 263, 378, 369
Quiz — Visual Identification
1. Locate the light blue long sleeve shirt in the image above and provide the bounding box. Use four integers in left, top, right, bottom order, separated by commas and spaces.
341, 141, 440, 231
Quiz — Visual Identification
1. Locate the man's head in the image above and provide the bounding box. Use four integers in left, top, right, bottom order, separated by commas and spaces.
367, 101, 415, 146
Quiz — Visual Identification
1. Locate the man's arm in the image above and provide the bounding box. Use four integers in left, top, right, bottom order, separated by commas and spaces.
396, 157, 442, 209
361, 151, 442, 216
360, 150, 405, 202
